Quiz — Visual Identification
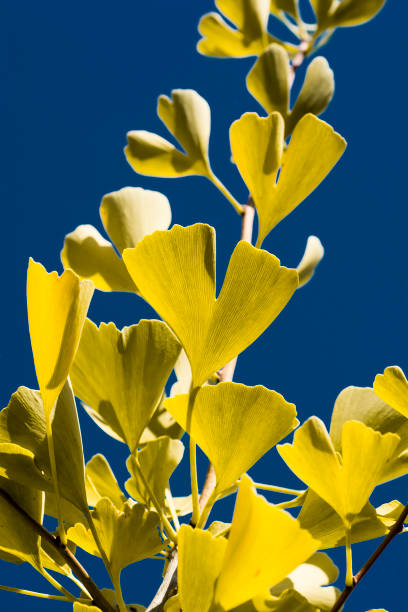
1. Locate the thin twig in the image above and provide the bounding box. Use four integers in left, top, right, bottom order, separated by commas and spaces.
0, 488, 116, 612
331, 502, 408, 612
145, 549, 178, 612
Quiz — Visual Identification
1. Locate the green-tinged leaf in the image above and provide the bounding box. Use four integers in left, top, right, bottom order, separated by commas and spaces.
27, 259, 94, 416
123, 224, 298, 387
296, 236, 324, 287
330, 385, 408, 483
285, 57, 334, 137
0, 477, 43, 570
198, 0, 273, 58
86, 454, 127, 509
68, 499, 162, 580
139, 396, 183, 444
214, 475, 320, 610
178, 525, 227, 612
278, 417, 399, 525
61, 187, 171, 293
270, 0, 298, 18
40, 535, 76, 576
327, 0, 386, 28
165, 383, 298, 492
126, 90, 211, 178
247, 44, 290, 117
44, 492, 84, 524
374, 366, 408, 419
70, 319, 181, 451
126, 436, 184, 509
73, 603, 101, 612
0, 382, 88, 512
230, 113, 346, 246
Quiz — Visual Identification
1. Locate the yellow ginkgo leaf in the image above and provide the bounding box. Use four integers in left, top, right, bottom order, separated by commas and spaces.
123, 223, 298, 387
230, 113, 346, 247
85, 454, 127, 509
70, 319, 181, 452
126, 89, 211, 178
178, 525, 227, 612
214, 475, 320, 610
270, 0, 298, 18
27, 259, 94, 416
373, 366, 408, 419
278, 417, 400, 526
197, 0, 275, 58
164, 383, 298, 492
61, 186, 171, 292
246, 44, 290, 118
296, 236, 324, 288
313, 0, 387, 29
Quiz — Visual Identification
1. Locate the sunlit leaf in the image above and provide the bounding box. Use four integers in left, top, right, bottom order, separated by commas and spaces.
27, 259, 94, 416
70, 319, 181, 452
139, 396, 183, 445
123, 223, 298, 387
247, 44, 290, 117
296, 236, 324, 287
178, 525, 227, 612
214, 475, 320, 610
165, 382, 297, 492
126, 436, 184, 510
73, 603, 101, 612
230, 113, 346, 246
373, 366, 408, 420
86, 454, 127, 509
170, 349, 192, 397
197, 0, 275, 58
126, 90, 211, 178
314, 0, 387, 29
279, 418, 400, 526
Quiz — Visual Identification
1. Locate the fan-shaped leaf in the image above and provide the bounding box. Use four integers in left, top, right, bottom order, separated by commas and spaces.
86, 454, 127, 509
247, 44, 290, 117
123, 224, 298, 387
374, 366, 408, 419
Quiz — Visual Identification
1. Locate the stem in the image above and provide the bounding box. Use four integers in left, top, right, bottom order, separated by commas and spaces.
41, 569, 77, 602
145, 549, 179, 612
0, 584, 90, 603
165, 488, 181, 531
0, 488, 116, 612
187, 386, 200, 527
112, 575, 127, 612
207, 170, 244, 215
197, 490, 218, 529
345, 528, 353, 587
253, 482, 305, 496
331, 502, 408, 612
84, 508, 115, 582
46, 417, 66, 545
289, 40, 310, 87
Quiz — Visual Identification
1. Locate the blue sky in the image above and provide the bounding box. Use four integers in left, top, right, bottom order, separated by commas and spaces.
2, 1, 407, 610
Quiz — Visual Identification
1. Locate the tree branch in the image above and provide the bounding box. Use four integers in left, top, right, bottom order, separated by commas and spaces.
0, 488, 116, 612
331, 502, 408, 612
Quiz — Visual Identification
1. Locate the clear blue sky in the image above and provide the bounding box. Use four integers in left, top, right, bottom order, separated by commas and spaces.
2, 1, 407, 610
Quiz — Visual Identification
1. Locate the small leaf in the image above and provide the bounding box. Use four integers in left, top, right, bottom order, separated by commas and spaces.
27, 259, 93, 416
296, 236, 324, 287
230, 113, 346, 246
126, 436, 184, 509
247, 44, 290, 117
197, 0, 274, 58
126, 90, 211, 178
269, 0, 298, 18
374, 366, 408, 419
165, 383, 298, 492
86, 454, 127, 509
70, 319, 181, 452
328, 0, 386, 28
123, 223, 298, 387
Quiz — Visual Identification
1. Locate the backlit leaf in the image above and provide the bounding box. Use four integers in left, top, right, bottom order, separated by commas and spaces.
247, 44, 290, 117
374, 366, 408, 419
269, 0, 298, 18
230, 113, 346, 246
123, 224, 298, 387
86, 454, 127, 509
126, 90, 211, 178
70, 319, 181, 452
326, 0, 386, 28
27, 259, 93, 416
165, 383, 298, 492
139, 396, 183, 445
296, 236, 324, 287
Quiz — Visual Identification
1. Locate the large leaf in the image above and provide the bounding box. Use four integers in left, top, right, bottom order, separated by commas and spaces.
164, 382, 298, 492
85, 454, 127, 509
373, 366, 408, 419
197, 0, 275, 58
279, 417, 400, 526
27, 259, 93, 416
123, 224, 298, 387
70, 319, 181, 452
230, 113, 346, 246
126, 90, 211, 178
61, 187, 171, 292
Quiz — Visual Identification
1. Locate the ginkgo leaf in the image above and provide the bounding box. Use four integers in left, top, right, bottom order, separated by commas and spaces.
68, 499, 162, 581
178, 525, 227, 612
0, 382, 88, 512
73, 603, 101, 612
330, 385, 408, 483
313, 0, 387, 29
247, 44, 290, 118
197, 0, 275, 58
373, 366, 408, 419
126, 90, 211, 178
269, 0, 298, 18
86, 454, 127, 509
123, 224, 298, 387
27, 259, 94, 416
230, 113, 346, 247
61, 187, 171, 293
296, 236, 324, 288
278, 417, 400, 526
214, 475, 320, 610
164, 383, 298, 492
70, 319, 181, 452
139, 396, 183, 445
126, 436, 184, 510
170, 349, 192, 397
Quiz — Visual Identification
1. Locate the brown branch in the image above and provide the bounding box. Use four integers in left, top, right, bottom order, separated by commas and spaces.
0, 488, 116, 612
331, 502, 408, 612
